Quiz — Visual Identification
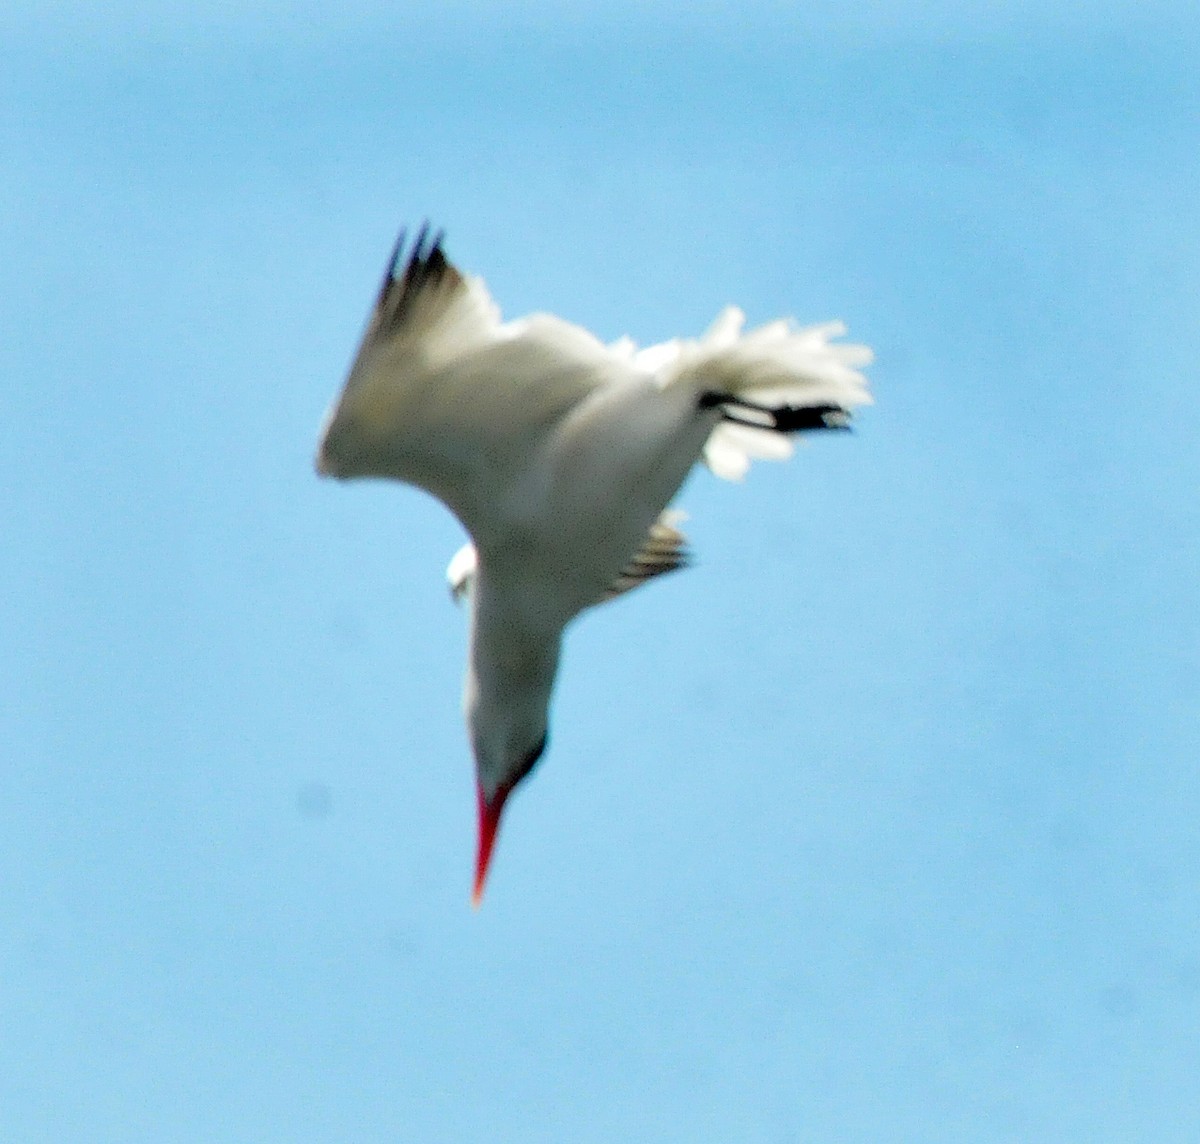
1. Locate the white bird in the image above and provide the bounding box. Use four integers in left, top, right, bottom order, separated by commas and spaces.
316, 225, 873, 905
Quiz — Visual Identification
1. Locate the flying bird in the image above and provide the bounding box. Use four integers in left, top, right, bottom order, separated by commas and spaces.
315, 225, 873, 905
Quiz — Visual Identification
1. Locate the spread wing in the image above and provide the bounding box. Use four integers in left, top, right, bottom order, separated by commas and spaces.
601, 510, 691, 600
446, 508, 692, 608
315, 225, 640, 544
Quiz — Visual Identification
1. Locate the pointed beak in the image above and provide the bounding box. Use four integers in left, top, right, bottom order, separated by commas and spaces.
472, 783, 511, 908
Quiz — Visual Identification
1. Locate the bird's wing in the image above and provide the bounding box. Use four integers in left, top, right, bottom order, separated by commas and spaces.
315, 226, 640, 543
601, 509, 691, 600
659, 307, 874, 481
446, 508, 691, 608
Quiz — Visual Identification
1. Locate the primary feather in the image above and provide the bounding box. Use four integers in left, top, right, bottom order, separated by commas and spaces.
316, 224, 873, 903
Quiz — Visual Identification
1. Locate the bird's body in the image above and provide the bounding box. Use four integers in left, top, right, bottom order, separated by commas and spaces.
316, 226, 872, 903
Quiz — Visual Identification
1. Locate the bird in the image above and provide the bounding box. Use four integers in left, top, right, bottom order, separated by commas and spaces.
315, 224, 873, 905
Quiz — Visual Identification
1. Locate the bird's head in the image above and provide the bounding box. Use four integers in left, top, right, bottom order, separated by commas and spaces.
463, 617, 561, 906
471, 731, 548, 907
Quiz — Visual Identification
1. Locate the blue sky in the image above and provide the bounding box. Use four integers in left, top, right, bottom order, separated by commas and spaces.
3, 2, 1199, 1140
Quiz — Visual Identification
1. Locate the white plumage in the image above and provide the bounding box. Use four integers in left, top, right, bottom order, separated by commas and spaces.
315, 225, 872, 904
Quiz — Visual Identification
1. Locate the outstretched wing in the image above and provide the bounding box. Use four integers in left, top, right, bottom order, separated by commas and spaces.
446, 508, 692, 608
315, 226, 638, 544
658, 307, 873, 482
601, 509, 691, 600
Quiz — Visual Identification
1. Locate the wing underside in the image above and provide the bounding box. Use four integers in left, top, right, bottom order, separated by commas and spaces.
447, 508, 692, 607
602, 511, 691, 600
315, 226, 637, 541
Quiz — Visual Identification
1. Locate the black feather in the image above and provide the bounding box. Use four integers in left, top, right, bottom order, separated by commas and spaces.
375, 222, 456, 336
700, 392, 852, 434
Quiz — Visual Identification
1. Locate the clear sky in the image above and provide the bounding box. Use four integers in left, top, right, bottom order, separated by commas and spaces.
3, 2, 1199, 1140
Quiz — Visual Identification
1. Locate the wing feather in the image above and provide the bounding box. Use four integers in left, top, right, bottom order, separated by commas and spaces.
602, 510, 691, 600
316, 228, 639, 544
446, 509, 691, 607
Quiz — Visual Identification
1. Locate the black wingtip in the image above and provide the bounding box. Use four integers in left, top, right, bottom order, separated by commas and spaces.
402, 223, 449, 282
700, 393, 853, 434
408, 221, 431, 274
380, 221, 449, 281
771, 404, 853, 433
377, 227, 408, 302
373, 222, 456, 331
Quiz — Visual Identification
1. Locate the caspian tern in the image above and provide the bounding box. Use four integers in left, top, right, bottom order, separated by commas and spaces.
316, 225, 872, 905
